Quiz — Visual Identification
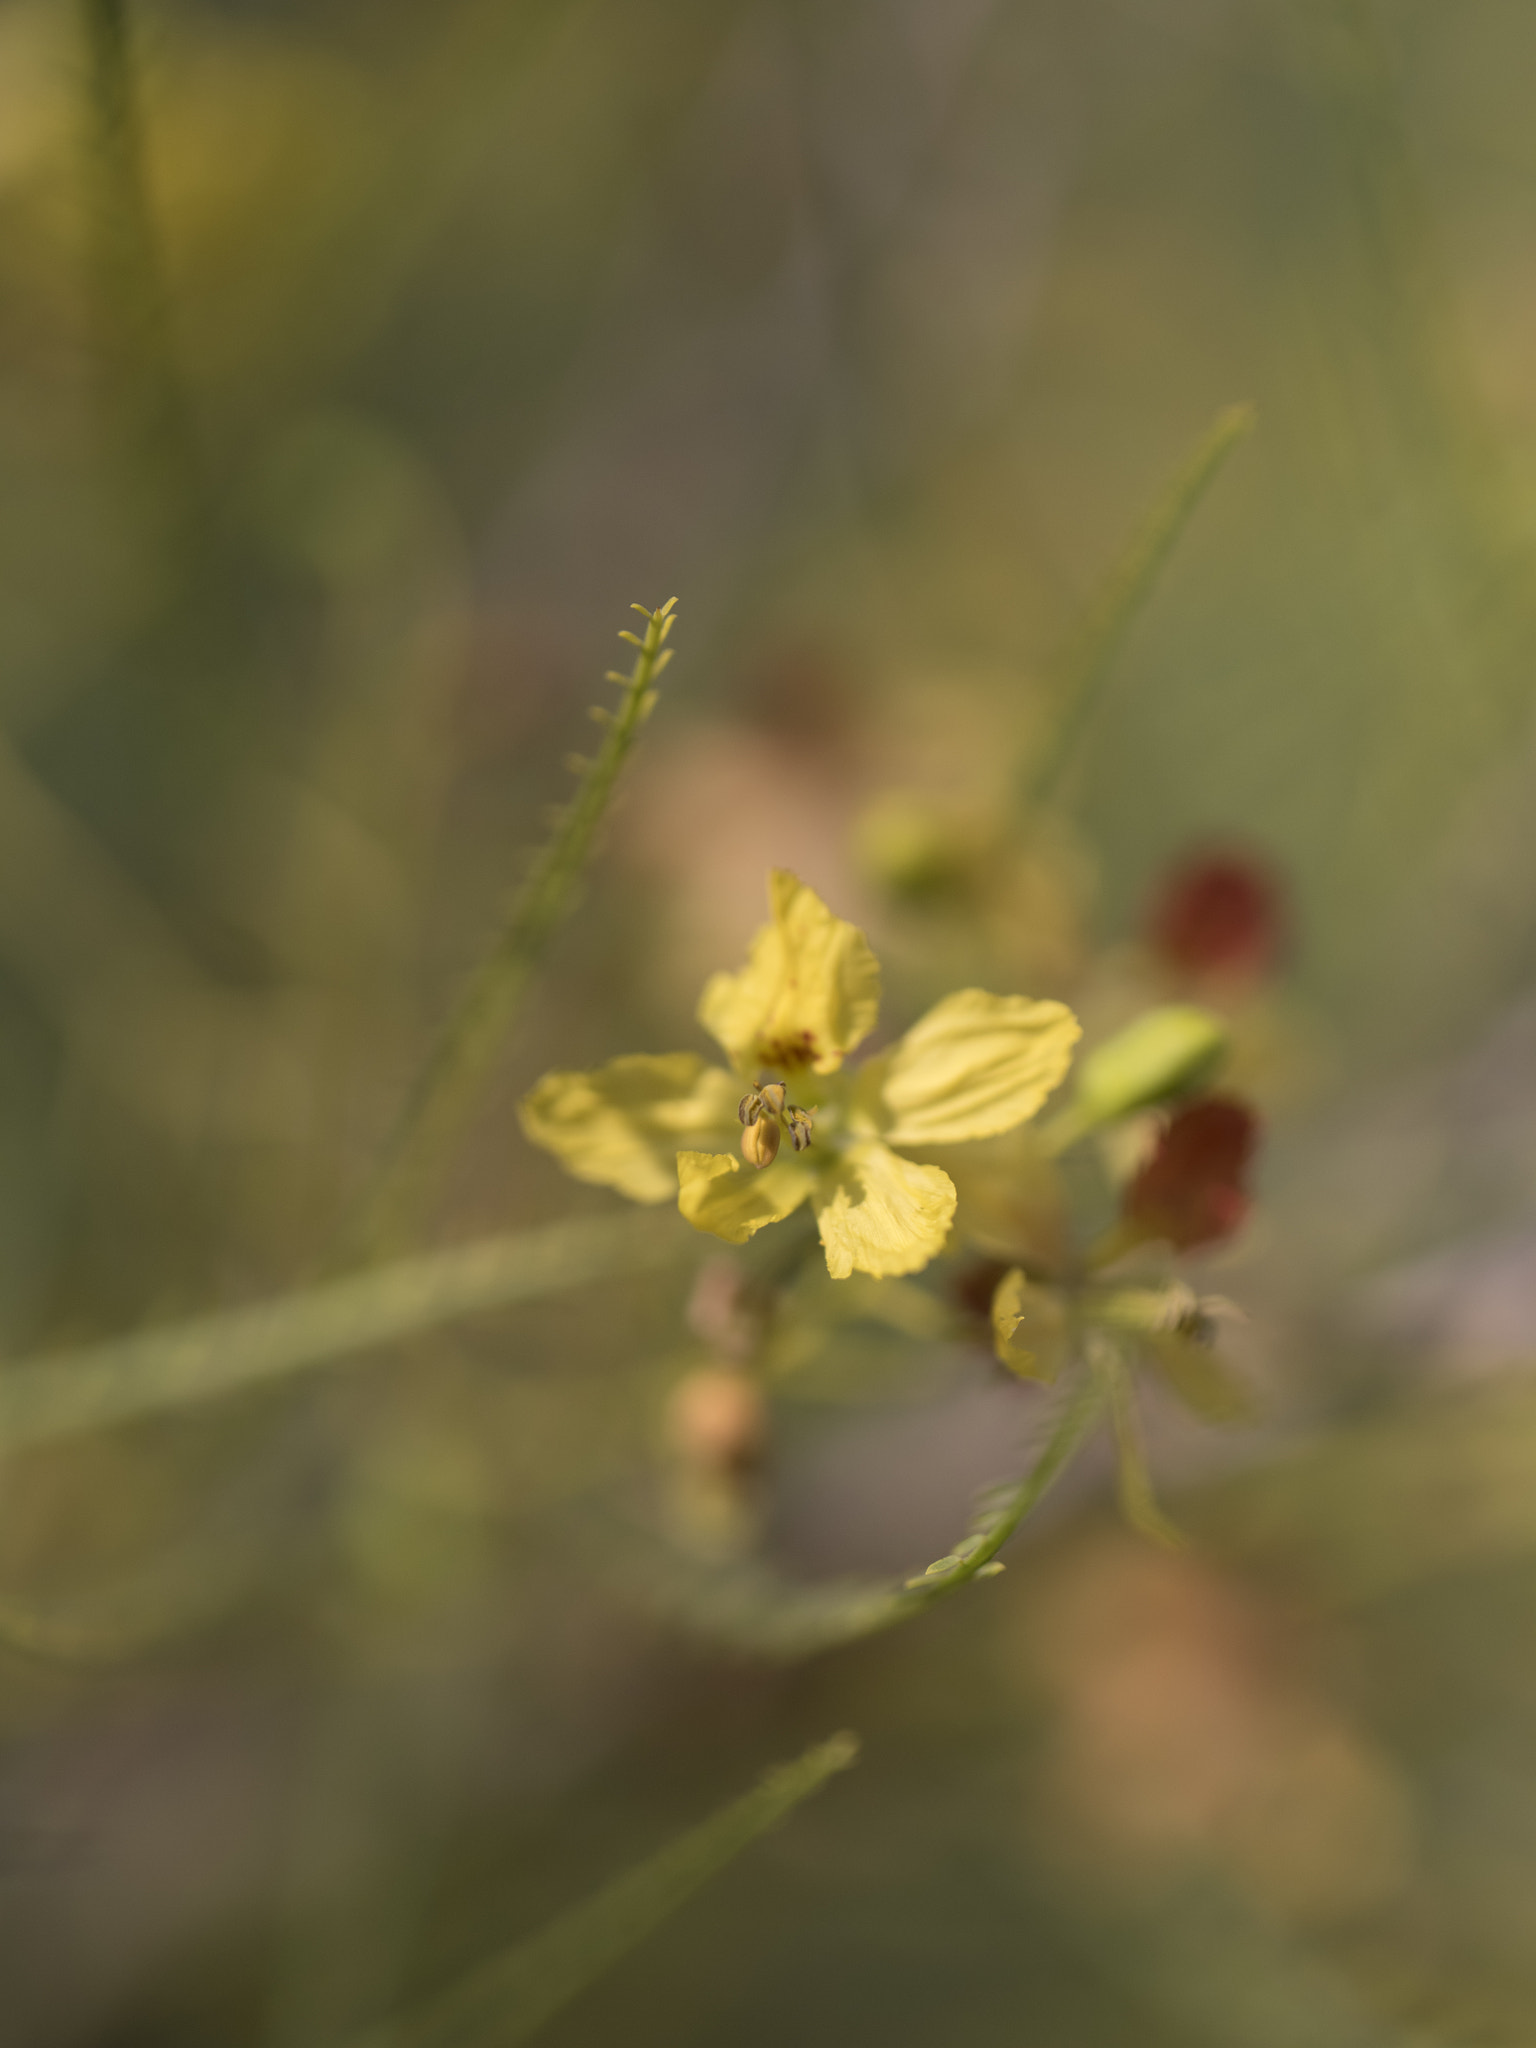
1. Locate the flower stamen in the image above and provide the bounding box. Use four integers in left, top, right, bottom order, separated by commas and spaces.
737, 1080, 814, 1168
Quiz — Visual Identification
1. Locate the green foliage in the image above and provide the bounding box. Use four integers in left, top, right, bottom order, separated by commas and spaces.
0, 1210, 685, 1452
620, 1371, 1107, 1659
77, 0, 202, 524
348, 599, 678, 1258
8, 0, 1535, 2037
351, 1734, 859, 2048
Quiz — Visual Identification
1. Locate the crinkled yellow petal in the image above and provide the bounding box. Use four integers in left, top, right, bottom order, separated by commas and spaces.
676, 1149, 816, 1245
878, 988, 1081, 1147
519, 1054, 739, 1203
696, 869, 881, 1076
812, 1140, 956, 1279
991, 1267, 1067, 1384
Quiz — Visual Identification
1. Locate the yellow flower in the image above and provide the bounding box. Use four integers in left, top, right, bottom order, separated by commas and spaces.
520, 870, 1081, 1279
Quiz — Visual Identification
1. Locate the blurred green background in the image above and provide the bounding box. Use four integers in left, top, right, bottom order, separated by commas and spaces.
7, 0, 1536, 2042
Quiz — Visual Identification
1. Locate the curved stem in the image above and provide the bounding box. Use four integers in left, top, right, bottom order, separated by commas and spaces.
618, 1367, 1108, 1660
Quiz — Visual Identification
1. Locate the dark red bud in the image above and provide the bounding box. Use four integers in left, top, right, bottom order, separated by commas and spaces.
1148, 849, 1284, 981
1124, 1095, 1259, 1251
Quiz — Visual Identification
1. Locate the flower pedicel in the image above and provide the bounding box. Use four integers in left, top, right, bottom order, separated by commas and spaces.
520, 870, 1081, 1279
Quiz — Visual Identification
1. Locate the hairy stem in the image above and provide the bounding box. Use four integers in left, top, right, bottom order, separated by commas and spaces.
0, 1210, 687, 1453
347, 599, 678, 1259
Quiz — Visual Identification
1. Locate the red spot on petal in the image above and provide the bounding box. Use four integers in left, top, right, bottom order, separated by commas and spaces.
754, 1031, 819, 1074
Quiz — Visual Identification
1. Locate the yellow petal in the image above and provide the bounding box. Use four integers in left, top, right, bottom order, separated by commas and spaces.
696, 869, 881, 1076
519, 1055, 739, 1203
812, 1140, 956, 1279
676, 1149, 816, 1245
991, 1267, 1066, 1384
878, 989, 1081, 1147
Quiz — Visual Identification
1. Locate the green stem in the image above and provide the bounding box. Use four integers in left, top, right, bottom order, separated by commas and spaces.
77, 0, 202, 530
1022, 403, 1255, 813
0, 1209, 688, 1454
346, 599, 678, 1260
894, 1365, 1107, 1607
619, 1367, 1108, 1659
1035, 1100, 1092, 1158
351, 1733, 858, 2048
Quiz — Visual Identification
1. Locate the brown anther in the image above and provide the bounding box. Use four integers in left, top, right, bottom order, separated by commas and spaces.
785, 1106, 814, 1153
739, 1080, 787, 1128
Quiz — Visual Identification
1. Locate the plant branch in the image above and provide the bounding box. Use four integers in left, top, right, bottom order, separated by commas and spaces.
77, 0, 202, 526
1022, 404, 1255, 812
347, 598, 678, 1260
0, 1210, 688, 1453
351, 1732, 858, 2048
618, 1368, 1108, 1659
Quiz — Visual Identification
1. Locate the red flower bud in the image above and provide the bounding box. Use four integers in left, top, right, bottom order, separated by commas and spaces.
1148, 849, 1284, 981
1123, 1096, 1259, 1251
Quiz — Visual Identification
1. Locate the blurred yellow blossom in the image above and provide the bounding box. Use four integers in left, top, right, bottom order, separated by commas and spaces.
521, 870, 1081, 1278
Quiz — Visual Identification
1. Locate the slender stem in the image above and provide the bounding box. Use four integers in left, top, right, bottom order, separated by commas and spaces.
351, 1733, 858, 2048
0, 1210, 688, 1454
1022, 403, 1255, 813
622, 1367, 1108, 1659
894, 1365, 1107, 1608
77, 0, 203, 533
346, 600, 678, 1260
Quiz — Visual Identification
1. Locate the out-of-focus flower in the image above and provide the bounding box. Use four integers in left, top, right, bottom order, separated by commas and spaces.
520, 870, 1081, 1278
1123, 1095, 1259, 1251
1148, 848, 1284, 982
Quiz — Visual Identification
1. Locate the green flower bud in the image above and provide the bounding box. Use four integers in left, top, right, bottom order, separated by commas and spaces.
1073, 1005, 1227, 1126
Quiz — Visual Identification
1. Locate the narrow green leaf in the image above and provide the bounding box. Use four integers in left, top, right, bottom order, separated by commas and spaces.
353, 1733, 859, 2048
0, 1210, 686, 1452
347, 599, 680, 1260
1023, 403, 1255, 811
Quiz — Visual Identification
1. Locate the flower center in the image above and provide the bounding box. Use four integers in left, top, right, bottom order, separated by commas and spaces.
752, 1030, 818, 1073
738, 1079, 814, 1168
